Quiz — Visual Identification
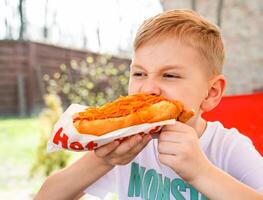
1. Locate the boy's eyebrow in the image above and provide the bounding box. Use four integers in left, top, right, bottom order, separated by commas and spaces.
130, 64, 184, 71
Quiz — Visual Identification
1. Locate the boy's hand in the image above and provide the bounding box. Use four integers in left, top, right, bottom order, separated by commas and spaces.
158, 121, 212, 184
94, 134, 152, 166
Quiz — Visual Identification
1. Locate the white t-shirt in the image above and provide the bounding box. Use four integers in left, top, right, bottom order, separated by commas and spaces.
84, 121, 263, 199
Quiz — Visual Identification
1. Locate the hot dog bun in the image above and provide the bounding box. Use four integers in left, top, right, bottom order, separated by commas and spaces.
73, 94, 194, 136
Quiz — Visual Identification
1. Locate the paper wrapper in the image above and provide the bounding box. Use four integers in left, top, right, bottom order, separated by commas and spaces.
47, 104, 176, 153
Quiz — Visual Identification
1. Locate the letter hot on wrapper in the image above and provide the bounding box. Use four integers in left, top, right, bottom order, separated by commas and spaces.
47, 94, 194, 152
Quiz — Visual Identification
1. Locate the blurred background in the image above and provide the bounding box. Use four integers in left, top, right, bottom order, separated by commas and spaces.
0, 0, 262, 199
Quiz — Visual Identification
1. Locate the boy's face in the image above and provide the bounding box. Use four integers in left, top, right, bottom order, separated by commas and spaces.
128, 37, 211, 117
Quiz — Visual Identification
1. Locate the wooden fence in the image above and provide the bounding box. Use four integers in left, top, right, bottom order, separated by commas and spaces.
0, 40, 130, 116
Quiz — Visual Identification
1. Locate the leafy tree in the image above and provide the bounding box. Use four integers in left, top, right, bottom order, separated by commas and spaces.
18, 0, 26, 40
44, 54, 130, 107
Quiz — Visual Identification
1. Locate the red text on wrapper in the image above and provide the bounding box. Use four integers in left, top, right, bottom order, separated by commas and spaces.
53, 125, 161, 151
53, 127, 98, 151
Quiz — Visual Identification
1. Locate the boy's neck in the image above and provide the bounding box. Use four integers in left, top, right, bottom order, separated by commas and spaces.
197, 118, 207, 138
188, 117, 207, 138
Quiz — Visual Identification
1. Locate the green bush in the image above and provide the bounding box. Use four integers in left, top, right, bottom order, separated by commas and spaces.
44, 54, 130, 107
31, 54, 129, 177
30, 94, 70, 177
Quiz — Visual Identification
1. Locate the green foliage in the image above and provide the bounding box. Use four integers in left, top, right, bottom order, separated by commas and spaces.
30, 94, 70, 177
0, 118, 45, 195
44, 54, 130, 107
31, 54, 129, 178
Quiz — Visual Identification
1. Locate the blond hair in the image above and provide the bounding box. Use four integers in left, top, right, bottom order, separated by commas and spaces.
133, 9, 225, 75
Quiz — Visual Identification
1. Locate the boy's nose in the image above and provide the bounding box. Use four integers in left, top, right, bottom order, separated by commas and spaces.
140, 80, 161, 96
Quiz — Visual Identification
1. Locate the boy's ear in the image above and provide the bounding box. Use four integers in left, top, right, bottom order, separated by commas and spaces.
201, 74, 226, 112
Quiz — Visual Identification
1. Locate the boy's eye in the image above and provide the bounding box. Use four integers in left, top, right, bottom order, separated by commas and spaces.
163, 73, 181, 78
132, 72, 146, 77
131, 72, 181, 79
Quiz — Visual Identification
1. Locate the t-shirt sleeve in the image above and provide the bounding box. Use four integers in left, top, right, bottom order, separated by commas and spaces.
83, 167, 117, 198
224, 133, 263, 193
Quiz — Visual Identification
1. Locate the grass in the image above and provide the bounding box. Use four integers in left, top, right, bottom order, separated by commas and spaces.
0, 117, 117, 200
0, 118, 41, 165
0, 117, 80, 198
0, 117, 44, 198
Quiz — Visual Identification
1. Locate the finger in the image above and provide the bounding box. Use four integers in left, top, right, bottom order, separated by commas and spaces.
129, 134, 152, 156
111, 134, 152, 164
158, 153, 178, 168
158, 141, 182, 155
95, 140, 120, 157
162, 121, 193, 133
159, 131, 190, 143
113, 134, 143, 155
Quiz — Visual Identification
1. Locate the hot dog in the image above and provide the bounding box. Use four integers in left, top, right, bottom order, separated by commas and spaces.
73, 93, 194, 136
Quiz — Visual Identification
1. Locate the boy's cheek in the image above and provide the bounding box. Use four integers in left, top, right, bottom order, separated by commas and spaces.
128, 82, 140, 94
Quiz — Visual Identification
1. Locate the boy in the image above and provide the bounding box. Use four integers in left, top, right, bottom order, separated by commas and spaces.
35, 9, 263, 199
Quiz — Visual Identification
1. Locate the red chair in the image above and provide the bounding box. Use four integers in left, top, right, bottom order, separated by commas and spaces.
203, 93, 263, 156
